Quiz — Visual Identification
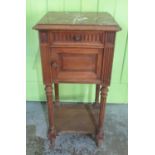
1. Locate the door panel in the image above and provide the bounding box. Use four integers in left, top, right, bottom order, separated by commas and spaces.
50, 48, 103, 83
61, 53, 96, 72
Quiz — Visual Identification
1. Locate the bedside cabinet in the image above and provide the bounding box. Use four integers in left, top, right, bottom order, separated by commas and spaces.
33, 12, 121, 146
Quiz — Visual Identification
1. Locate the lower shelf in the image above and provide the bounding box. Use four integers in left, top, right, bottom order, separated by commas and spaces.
54, 104, 99, 134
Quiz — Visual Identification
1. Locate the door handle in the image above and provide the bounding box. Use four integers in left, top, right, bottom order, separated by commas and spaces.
73, 35, 82, 41
51, 62, 59, 68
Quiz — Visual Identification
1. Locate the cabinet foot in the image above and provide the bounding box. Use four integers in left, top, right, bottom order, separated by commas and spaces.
96, 131, 104, 147
48, 128, 56, 145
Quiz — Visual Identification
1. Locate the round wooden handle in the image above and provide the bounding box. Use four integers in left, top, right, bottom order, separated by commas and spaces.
73, 35, 81, 41
52, 62, 59, 68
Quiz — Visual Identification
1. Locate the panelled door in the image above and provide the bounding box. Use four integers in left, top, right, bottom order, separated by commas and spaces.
50, 47, 103, 83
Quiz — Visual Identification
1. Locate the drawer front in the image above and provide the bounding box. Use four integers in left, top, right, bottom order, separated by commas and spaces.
50, 48, 103, 83
50, 31, 104, 44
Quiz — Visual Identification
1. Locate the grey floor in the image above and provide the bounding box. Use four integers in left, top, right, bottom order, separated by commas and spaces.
26, 101, 128, 155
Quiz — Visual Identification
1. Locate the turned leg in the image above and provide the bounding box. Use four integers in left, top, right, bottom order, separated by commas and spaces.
45, 84, 56, 144
54, 83, 60, 106
94, 84, 100, 106
96, 84, 108, 147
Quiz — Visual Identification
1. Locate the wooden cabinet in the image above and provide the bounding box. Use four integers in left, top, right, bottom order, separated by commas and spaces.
34, 12, 121, 146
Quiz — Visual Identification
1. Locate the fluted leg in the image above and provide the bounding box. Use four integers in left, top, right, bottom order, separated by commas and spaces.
54, 83, 60, 106
96, 84, 108, 147
45, 84, 56, 144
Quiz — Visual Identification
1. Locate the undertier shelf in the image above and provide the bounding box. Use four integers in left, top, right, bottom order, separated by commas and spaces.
54, 104, 100, 134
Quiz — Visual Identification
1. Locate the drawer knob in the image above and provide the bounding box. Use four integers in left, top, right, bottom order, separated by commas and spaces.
73, 35, 81, 41
51, 62, 59, 68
